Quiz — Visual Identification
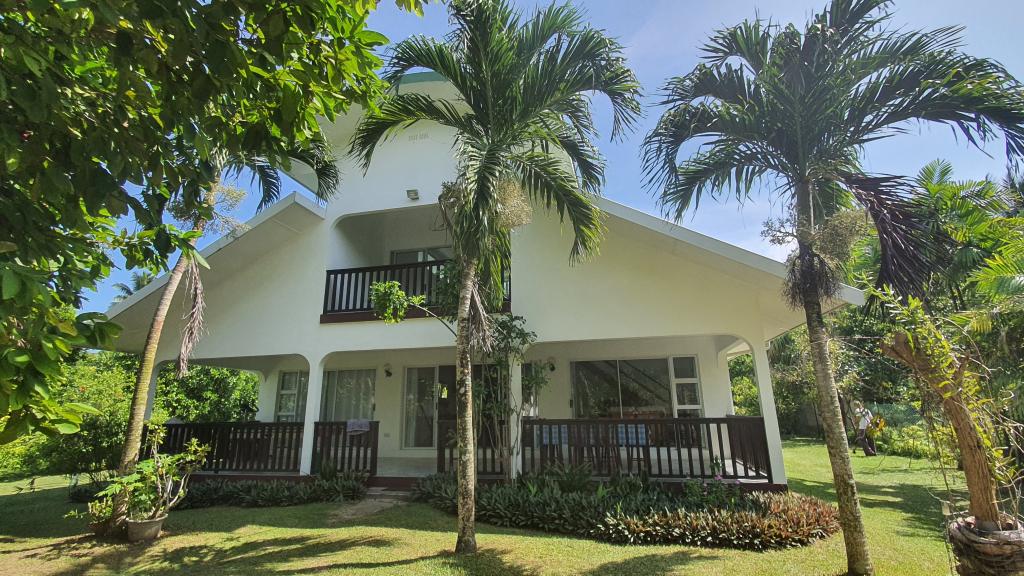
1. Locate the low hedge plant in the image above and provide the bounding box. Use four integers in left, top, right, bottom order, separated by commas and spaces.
414, 467, 838, 551
178, 471, 368, 509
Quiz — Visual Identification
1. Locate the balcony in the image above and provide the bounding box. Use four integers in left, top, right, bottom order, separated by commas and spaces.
321, 259, 510, 323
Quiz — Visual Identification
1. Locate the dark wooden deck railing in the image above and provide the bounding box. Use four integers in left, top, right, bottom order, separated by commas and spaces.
312, 421, 380, 476
437, 419, 508, 478
160, 422, 304, 473
321, 259, 510, 321
521, 416, 773, 483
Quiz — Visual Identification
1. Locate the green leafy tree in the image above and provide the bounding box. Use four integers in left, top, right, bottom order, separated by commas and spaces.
155, 366, 258, 424
352, 0, 640, 553
642, 1, 1024, 573
0, 351, 259, 478
0, 0, 418, 442
117, 140, 340, 500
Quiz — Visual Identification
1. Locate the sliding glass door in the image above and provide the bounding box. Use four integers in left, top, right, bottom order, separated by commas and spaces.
571, 357, 698, 419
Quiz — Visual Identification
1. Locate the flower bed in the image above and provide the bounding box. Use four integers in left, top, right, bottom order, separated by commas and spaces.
414, 467, 838, 551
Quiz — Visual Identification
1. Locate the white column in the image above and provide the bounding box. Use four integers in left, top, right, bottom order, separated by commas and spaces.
751, 340, 788, 484
299, 355, 326, 475
509, 357, 523, 478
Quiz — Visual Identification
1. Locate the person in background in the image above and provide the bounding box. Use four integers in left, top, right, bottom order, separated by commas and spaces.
852, 401, 877, 456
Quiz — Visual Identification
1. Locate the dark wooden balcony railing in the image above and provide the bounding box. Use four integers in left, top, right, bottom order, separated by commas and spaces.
521, 416, 772, 483
312, 421, 380, 476
437, 419, 509, 478
321, 259, 510, 322
160, 422, 304, 473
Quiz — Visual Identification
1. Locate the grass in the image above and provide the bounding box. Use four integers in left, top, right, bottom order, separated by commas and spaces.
0, 440, 955, 575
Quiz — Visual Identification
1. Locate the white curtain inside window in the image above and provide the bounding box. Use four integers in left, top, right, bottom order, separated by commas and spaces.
320, 369, 375, 422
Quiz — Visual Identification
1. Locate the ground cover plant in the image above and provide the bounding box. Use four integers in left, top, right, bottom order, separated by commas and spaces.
178, 473, 369, 510
414, 465, 839, 551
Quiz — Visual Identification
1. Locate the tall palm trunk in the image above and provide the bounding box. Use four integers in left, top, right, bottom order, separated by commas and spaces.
113, 190, 211, 526
797, 239, 874, 576
796, 181, 874, 576
454, 258, 478, 554
116, 242, 197, 475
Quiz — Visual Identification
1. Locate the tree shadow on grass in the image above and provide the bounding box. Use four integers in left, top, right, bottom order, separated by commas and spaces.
25, 534, 396, 576
581, 550, 714, 575
788, 475, 949, 539
0, 483, 364, 541
19, 533, 542, 576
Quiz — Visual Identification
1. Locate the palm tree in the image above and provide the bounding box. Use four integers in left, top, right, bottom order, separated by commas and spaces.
112, 271, 157, 303
642, 1, 1024, 573
351, 0, 640, 553
114, 138, 339, 524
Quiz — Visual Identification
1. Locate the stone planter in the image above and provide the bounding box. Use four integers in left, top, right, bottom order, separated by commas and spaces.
948, 516, 1024, 576
125, 515, 167, 542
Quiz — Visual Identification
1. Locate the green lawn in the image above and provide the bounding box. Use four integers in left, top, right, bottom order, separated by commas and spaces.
0, 440, 954, 575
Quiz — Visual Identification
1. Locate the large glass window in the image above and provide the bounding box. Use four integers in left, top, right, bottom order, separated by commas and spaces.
572, 357, 701, 419
320, 369, 375, 422
618, 359, 672, 417
402, 364, 497, 448
274, 371, 308, 422
404, 367, 437, 448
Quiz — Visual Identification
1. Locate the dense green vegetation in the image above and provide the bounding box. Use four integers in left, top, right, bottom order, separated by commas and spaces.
0, 352, 257, 480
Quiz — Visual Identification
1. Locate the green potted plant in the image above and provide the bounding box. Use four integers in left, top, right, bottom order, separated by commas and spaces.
97, 427, 207, 542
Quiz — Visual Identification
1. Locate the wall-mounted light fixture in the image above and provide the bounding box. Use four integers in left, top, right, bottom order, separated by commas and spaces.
406, 188, 420, 201
383, 363, 393, 378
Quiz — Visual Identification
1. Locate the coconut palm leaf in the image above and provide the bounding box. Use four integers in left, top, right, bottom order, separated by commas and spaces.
353, 0, 640, 294
642, 0, 1024, 298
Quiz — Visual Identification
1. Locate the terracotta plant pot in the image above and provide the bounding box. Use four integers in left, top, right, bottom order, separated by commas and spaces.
125, 515, 167, 542
948, 516, 1024, 576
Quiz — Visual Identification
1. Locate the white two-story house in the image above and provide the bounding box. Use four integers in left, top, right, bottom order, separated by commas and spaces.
107, 72, 860, 488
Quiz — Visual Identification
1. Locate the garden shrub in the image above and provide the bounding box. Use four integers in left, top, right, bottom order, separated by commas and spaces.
178, 472, 368, 509
414, 471, 838, 551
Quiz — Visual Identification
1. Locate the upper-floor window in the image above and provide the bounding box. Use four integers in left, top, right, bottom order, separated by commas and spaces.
391, 246, 453, 264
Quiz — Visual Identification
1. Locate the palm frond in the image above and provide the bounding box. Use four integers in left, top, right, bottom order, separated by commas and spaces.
507, 150, 603, 263
350, 92, 477, 171
841, 172, 948, 297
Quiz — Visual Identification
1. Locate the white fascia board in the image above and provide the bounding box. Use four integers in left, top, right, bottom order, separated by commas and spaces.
106, 192, 325, 319
596, 197, 865, 307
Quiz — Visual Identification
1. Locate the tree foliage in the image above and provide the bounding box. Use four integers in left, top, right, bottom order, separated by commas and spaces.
0, 352, 257, 478
0, 0, 417, 442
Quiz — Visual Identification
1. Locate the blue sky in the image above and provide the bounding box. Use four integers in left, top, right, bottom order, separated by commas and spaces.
82, 0, 1024, 312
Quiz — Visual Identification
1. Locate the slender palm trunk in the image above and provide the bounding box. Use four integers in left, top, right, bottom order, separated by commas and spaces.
116, 248, 193, 475
113, 190, 211, 526
798, 240, 874, 576
454, 258, 479, 554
